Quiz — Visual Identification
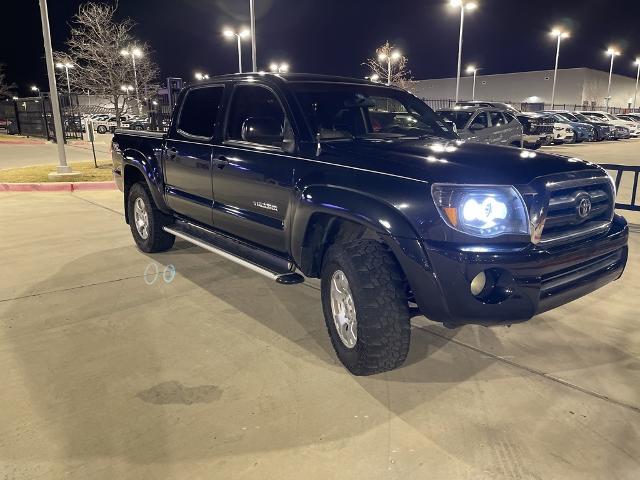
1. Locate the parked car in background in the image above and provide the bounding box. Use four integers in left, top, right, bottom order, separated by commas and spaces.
558, 111, 617, 141
617, 114, 640, 128
122, 116, 150, 132
541, 112, 596, 143
533, 113, 574, 144
578, 111, 640, 137
613, 125, 631, 139
437, 106, 523, 147
456, 101, 520, 114
516, 113, 554, 150
94, 115, 129, 134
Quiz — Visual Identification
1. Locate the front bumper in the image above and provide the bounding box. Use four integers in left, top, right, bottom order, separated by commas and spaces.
402, 215, 628, 327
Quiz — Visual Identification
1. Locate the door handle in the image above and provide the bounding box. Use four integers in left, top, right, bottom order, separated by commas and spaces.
216, 155, 230, 169
166, 147, 178, 159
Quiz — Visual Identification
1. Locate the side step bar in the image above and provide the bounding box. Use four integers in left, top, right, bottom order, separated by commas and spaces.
163, 222, 304, 285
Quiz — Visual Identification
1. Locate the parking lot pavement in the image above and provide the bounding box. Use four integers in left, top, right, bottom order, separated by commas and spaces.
1, 191, 639, 479
545, 138, 640, 167
0, 136, 111, 169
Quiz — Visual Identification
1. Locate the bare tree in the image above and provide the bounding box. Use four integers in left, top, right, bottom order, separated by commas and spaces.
363, 41, 412, 89
61, 2, 159, 123
0, 64, 16, 99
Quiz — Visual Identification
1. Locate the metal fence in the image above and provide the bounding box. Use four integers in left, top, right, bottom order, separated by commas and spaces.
421, 98, 638, 115
601, 164, 640, 212
1, 93, 84, 141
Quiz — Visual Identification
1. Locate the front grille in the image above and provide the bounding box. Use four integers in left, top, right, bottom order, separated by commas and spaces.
539, 175, 614, 247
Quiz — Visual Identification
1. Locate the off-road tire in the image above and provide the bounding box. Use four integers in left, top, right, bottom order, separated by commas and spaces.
128, 182, 175, 253
320, 239, 411, 375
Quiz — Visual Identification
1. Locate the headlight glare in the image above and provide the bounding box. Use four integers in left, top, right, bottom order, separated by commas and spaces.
432, 184, 529, 238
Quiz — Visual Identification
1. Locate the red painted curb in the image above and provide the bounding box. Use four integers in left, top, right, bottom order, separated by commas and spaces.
0, 181, 116, 192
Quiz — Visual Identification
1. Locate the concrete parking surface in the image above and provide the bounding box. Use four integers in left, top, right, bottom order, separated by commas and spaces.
1, 142, 639, 479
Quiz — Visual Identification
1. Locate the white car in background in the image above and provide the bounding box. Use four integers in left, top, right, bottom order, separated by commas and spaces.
579, 111, 640, 137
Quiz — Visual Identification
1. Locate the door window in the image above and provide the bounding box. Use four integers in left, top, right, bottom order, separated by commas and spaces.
503, 112, 516, 123
177, 86, 224, 139
489, 111, 505, 127
226, 85, 289, 148
469, 112, 489, 129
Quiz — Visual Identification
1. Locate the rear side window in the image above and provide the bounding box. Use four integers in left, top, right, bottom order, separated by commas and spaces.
489, 111, 505, 127
503, 112, 516, 123
177, 86, 224, 138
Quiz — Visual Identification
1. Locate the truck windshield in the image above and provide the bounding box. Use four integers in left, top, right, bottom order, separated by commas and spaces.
290, 82, 456, 141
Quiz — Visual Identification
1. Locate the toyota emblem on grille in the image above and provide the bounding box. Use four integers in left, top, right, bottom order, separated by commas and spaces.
577, 197, 592, 218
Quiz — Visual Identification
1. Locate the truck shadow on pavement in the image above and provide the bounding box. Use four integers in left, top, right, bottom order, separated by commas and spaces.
3, 240, 638, 472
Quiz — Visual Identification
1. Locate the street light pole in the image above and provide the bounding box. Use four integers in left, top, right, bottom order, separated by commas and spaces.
450, 0, 477, 103
121, 48, 142, 114
466, 65, 478, 100
56, 62, 73, 95
633, 59, 640, 112
223, 28, 250, 73
37, 0, 70, 174
378, 50, 401, 86
605, 48, 620, 111
250, 0, 257, 72
550, 29, 569, 109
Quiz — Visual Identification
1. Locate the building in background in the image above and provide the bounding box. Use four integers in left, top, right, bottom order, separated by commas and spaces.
412, 68, 638, 109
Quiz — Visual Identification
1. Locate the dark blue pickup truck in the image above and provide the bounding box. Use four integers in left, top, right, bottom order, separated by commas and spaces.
112, 73, 628, 375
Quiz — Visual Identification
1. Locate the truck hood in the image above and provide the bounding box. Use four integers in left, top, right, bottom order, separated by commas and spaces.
321, 137, 600, 185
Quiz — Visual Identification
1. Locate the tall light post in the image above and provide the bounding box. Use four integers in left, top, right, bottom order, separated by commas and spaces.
605, 47, 621, 111
378, 50, 401, 85
250, 0, 257, 72
269, 62, 289, 74
466, 65, 478, 100
120, 47, 142, 113
55, 62, 74, 95
38, 0, 71, 176
550, 28, 569, 109
633, 58, 640, 112
449, 0, 477, 102
223, 27, 250, 73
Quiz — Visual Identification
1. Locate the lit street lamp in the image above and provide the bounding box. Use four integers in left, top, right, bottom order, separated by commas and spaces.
366, 74, 381, 83
269, 62, 289, 73
120, 47, 142, 113
550, 28, 569, 109
378, 50, 401, 86
223, 27, 250, 73
449, 0, 477, 102
633, 58, 640, 112
605, 47, 621, 110
194, 72, 210, 81
55, 61, 74, 95
466, 65, 479, 100
30, 85, 40, 94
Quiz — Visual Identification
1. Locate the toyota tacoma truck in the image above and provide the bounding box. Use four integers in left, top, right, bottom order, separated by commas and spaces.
112, 73, 628, 375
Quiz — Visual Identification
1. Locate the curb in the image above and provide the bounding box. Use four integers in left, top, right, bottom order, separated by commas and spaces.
0, 181, 117, 192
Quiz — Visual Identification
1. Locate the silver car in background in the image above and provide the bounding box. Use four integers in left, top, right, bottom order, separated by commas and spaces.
437, 106, 523, 147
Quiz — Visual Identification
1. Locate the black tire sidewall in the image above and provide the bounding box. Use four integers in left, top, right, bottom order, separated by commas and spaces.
128, 183, 156, 253
320, 253, 361, 370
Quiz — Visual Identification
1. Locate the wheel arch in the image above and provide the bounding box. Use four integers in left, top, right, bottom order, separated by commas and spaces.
291, 186, 427, 278
122, 148, 170, 223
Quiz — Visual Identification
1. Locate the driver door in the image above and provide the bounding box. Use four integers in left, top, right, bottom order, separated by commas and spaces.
210, 83, 297, 254
465, 112, 490, 143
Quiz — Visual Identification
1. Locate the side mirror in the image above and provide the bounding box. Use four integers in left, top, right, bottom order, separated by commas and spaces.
242, 117, 284, 146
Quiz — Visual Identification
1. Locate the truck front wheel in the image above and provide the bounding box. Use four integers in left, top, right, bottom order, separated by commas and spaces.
320, 240, 411, 375
127, 182, 175, 253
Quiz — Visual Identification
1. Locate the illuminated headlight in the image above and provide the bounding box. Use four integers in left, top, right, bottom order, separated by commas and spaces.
431, 184, 530, 237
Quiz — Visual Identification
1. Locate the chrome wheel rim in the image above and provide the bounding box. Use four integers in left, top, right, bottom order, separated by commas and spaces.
330, 270, 357, 348
133, 197, 149, 239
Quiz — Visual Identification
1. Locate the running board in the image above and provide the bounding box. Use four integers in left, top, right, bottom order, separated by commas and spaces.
163, 223, 304, 285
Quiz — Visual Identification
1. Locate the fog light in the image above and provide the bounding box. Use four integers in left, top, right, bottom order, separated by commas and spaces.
470, 271, 486, 296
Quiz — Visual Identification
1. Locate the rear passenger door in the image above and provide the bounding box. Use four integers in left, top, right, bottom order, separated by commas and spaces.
487, 110, 508, 145
163, 85, 224, 226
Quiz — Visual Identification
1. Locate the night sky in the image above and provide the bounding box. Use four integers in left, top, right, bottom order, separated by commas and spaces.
3, 0, 640, 95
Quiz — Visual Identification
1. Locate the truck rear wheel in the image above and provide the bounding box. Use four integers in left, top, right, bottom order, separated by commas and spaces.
128, 182, 175, 253
320, 239, 411, 375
